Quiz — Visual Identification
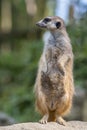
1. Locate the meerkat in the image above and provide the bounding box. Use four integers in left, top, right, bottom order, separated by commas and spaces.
34, 16, 74, 125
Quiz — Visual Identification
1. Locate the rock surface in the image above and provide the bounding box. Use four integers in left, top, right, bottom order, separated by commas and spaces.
0, 121, 87, 130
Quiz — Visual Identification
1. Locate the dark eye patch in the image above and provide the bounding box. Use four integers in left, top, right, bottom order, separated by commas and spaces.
43, 18, 51, 23
56, 22, 61, 28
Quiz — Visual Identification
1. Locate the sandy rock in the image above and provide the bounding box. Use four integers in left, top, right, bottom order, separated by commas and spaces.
0, 121, 87, 130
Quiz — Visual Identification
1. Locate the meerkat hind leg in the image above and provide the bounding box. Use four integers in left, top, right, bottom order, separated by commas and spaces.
56, 116, 66, 126
39, 114, 48, 124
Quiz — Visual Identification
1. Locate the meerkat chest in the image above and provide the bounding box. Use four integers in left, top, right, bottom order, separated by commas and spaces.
45, 44, 62, 62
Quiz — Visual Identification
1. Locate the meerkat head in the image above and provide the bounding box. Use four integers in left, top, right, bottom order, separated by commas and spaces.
36, 16, 65, 31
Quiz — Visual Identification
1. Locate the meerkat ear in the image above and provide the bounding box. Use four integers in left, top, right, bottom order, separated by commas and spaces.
56, 22, 61, 29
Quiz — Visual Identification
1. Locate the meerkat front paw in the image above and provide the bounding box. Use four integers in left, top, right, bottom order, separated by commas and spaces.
56, 117, 66, 126
57, 63, 65, 76
39, 114, 48, 124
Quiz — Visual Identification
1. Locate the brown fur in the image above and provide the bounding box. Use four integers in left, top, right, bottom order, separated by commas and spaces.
34, 16, 74, 125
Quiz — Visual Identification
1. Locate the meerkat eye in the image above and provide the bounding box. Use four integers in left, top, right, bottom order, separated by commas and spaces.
43, 18, 51, 23
56, 22, 61, 29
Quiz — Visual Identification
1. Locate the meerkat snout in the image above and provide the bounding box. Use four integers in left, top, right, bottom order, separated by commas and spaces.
36, 16, 64, 30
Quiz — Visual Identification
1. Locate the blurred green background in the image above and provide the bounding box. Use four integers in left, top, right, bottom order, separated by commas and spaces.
0, 0, 87, 125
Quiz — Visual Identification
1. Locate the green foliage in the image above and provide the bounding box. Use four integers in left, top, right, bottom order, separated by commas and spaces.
0, 39, 43, 122
67, 18, 87, 86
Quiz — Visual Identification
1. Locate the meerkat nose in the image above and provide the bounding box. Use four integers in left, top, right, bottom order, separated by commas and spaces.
36, 22, 42, 27
36, 21, 46, 28
36, 21, 42, 26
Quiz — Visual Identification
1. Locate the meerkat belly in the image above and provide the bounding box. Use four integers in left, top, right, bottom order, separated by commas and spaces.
41, 67, 66, 112
40, 46, 67, 111
41, 47, 64, 92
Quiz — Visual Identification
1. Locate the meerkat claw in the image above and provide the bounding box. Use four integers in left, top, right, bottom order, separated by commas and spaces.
39, 115, 48, 124
56, 117, 67, 126
39, 119, 47, 124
